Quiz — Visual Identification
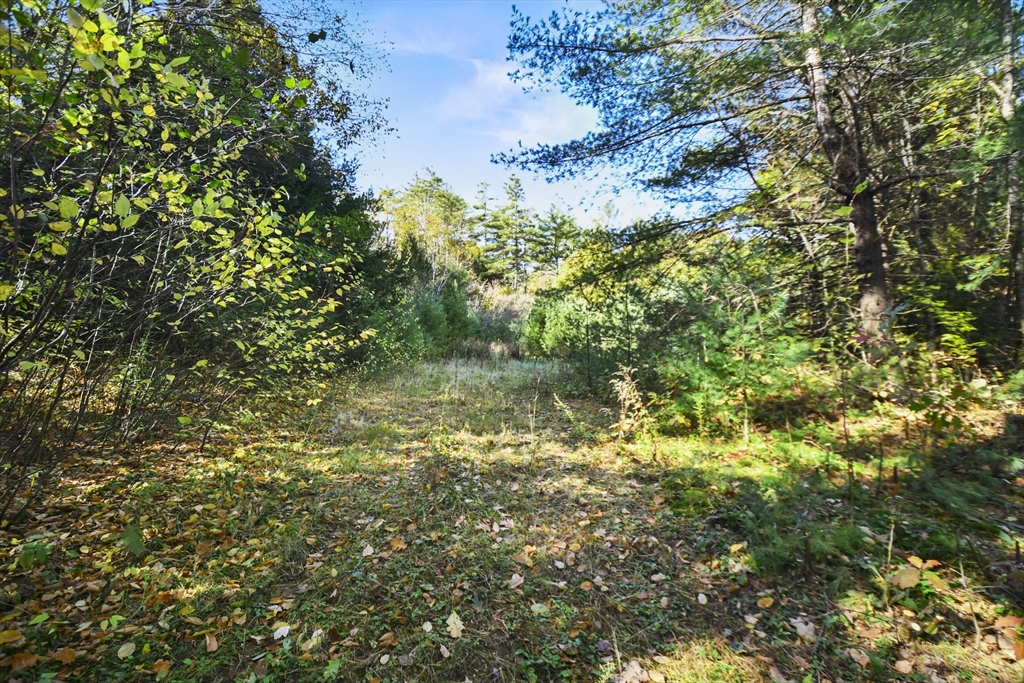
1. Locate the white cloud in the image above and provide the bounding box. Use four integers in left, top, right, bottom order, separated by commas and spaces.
493, 95, 599, 146
390, 26, 462, 58
439, 59, 598, 147
439, 60, 519, 119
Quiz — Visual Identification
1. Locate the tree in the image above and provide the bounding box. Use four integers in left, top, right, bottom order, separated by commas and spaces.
380, 170, 470, 283
501, 0, 1012, 340
475, 175, 534, 291
530, 203, 582, 272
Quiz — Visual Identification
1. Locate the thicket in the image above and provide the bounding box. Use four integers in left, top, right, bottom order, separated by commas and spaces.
0, 0, 398, 518
511, 0, 1024, 441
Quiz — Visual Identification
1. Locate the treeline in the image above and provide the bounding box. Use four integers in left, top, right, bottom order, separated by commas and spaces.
370, 170, 595, 359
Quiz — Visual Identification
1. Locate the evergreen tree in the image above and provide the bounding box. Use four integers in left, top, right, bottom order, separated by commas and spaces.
530, 204, 582, 272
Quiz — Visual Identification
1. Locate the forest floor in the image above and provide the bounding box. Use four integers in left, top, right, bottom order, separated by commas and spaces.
1, 359, 1022, 682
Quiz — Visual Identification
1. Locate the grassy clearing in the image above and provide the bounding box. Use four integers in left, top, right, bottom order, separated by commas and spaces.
0, 359, 1021, 682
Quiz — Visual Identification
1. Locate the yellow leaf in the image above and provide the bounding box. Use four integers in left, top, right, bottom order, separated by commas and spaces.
50, 241, 67, 256
143, 105, 156, 117
757, 596, 774, 609
907, 555, 923, 569
117, 641, 136, 659
445, 611, 464, 639
0, 629, 21, 644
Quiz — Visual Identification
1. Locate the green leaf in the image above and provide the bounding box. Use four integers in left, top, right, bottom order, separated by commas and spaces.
854, 180, 870, 194
168, 56, 190, 68
67, 7, 86, 29
115, 194, 130, 218
121, 214, 140, 229
50, 241, 67, 256
835, 206, 853, 217
58, 196, 79, 219
285, 77, 296, 89
119, 525, 147, 558
192, 200, 204, 217
117, 50, 130, 71
177, 416, 192, 425
164, 71, 188, 89
28, 613, 49, 625
80, 0, 102, 11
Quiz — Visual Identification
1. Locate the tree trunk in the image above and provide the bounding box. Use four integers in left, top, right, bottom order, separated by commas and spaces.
802, 2, 892, 339
1002, 0, 1023, 346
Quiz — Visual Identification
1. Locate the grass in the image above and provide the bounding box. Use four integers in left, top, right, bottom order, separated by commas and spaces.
0, 358, 1021, 682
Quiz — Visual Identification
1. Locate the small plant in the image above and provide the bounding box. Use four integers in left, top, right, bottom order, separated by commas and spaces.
610, 365, 658, 459
16, 541, 51, 570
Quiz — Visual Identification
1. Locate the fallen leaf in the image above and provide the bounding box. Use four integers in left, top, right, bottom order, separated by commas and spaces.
995, 616, 1024, 629
509, 573, 524, 590
117, 642, 136, 659
757, 596, 774, 609
790, 618, 816, 642
152, 660, 171, 680
921, 570, 947, 591
845, 647, 870, 668
792, 654, 809, 669
697, 593, 708, 605
531, 603, 550, 615
446, 611, 464, 639
205, 632, 218, 653
649, 671, 666, 683
440, 644, 450, 658
380, 654, 391, 664
378, 632, 398, 647
1015, 639, 1024, 662
52, 647, 76, 664
273, 623, 291, 640
769, 664, 791, 682
0, 630, 21, 645
890, 566, 920, 589
389, 537, 407, 551
580, 581, 593, 591
894, 660, 913, 674
361, 545, 374, 557
9, 652, 37, 672
650, 573, 666, 582
422, 621, 432, 633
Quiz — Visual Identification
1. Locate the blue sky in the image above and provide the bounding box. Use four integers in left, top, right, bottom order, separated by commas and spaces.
350, 0, 669, 225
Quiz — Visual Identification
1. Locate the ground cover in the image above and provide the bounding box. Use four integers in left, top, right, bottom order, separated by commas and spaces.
0, 360, 1021, 682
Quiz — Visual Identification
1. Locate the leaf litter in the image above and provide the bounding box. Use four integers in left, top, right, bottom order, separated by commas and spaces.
0, 360, 1019, 681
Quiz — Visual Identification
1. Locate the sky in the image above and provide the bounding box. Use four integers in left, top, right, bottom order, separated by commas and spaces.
348, 0, 670, 226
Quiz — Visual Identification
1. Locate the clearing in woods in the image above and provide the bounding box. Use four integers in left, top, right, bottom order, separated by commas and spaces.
0, 360, 1021, 682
